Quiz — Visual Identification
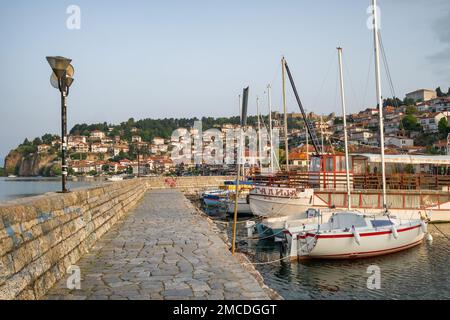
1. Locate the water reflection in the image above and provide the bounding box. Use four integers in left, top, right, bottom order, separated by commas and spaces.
209, 206, 450, 300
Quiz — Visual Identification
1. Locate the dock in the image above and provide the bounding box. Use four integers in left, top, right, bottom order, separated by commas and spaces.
43, 189, 270, 300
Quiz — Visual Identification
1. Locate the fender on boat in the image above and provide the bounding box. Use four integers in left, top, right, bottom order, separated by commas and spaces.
352, 226, 361, 245
420, 221, 427, 233
391, 225, 398, 239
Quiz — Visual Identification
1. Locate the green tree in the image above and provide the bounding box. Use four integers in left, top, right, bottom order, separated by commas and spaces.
32, 137, 42, 146
402, 115, 421, 131
405, 105, 417, 115
438, 117, 448, 135
403, 98, 415, 106
383, 97, 403, 108
436, 87, 445, 97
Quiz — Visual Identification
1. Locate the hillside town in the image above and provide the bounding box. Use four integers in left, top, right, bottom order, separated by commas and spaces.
4, 87, 450, 177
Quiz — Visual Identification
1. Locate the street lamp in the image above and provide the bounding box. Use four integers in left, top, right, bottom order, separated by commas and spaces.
46, 56, 75, 193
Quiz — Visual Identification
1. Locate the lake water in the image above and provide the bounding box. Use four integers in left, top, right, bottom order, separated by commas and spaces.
0, 177, 106, 202
203, 206, 450, 300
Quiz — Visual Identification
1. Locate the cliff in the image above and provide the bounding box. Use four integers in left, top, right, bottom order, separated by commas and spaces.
4, 151, 57, 176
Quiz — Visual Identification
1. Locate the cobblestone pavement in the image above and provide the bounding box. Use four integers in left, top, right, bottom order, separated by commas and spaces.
44, 190, 270, 300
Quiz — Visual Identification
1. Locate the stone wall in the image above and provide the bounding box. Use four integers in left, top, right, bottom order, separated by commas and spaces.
0, 179, 147, 300
0, 176, 232, 300
145, 176, 234, 193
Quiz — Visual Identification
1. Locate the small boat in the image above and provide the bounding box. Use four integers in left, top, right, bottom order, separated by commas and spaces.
284, 212, 427, 260
249, 186, 314, 218
202, 190, 228, 207
107, 175, 123, 182
7, 175, 17, 178
226, 193, 253, 217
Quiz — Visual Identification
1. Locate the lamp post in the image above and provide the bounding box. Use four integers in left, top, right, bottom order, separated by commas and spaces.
46, 56, 75, 193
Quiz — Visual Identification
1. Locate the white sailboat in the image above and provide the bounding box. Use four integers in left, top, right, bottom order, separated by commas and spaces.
284, 1, 428, 260
249, 57, 316, 221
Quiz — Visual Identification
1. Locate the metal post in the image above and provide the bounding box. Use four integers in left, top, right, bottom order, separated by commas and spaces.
373, 0, 387, 211
281, 57, 289, 171
137, 147, 140, 177
267, 84, 274, 173
306, 117, 309, 169
337, 47, 352, 210
231, 129, 242, 255
256, 96, 262, 168
61, 89, 68, 193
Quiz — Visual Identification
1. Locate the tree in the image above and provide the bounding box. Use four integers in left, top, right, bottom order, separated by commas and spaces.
447, 87, 450, 96
436, 87, 445, 97
405, 105, 417, 115
402, 114, 421, 131
41, 133, 55, 145
383, 97, 403, 108
32, 137, 42, 146
403, 97, 415, 106
438, 117, 448, 135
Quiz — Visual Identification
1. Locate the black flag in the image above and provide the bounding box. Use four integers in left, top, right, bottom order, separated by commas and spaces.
241, 86, 249, 127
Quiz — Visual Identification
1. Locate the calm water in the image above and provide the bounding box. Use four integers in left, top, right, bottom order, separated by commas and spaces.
203, 206, 450, 300
0, 177, 106, 202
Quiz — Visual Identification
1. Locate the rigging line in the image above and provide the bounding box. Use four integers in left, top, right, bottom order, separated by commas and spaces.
432, 223, 450, 241
237, 228, 285, 241
378, 31, 395, 96
238, 253, 291, 265
259, 108, 281, 170
311, 49, 337, 111
378, 31, 399, 108
343, 54, 362, 115
361, 51, 372, 111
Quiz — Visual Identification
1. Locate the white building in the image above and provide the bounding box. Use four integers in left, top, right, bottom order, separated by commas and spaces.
90, 130, 105, 139
152, 137, 165, 145
132, 135, 142, 143
91, 143, 108, 153
386, 136, 414, 148
405, 89, 437, 102
418, 112, 450, 133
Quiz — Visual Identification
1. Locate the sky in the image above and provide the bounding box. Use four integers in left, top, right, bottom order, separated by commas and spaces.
1, 0, 450, 162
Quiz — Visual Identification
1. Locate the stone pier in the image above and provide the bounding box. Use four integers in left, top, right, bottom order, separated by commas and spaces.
44, 190, 270, 300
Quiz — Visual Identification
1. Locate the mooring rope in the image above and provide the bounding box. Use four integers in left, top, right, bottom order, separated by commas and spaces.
237, 229, 285, 241
432, 224, 450, 241
241, 255, 291, 265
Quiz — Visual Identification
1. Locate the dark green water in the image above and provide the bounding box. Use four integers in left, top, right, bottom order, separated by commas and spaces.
204, 206, 450, 300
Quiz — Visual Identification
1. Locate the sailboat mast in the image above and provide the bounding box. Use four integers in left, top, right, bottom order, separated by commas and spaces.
305, 118, 309, 169
238, 94, 244, 177
256, 96, 262, 167
337, 47, 352, 211
267, 84, 274, 173
281, 57, 290, 171
372, 0, 387, 211
320, 115, 324, 153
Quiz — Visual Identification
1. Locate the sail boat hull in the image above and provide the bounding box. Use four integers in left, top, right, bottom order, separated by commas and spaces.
249, 187, 314, 217
296, 222, 425, 260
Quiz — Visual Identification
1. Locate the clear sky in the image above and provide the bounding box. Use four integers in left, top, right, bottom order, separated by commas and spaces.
1, 0, 450, 162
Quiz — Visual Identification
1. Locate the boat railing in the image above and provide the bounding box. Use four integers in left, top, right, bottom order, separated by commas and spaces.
251, 172, 450, 191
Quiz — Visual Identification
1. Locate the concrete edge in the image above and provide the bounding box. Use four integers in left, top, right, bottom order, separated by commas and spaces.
182, 193, 284, 300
